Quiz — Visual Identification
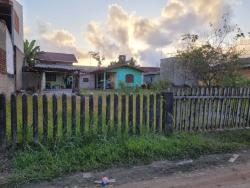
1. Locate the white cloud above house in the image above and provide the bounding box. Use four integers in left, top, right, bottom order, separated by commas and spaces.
24, 0, 239, 66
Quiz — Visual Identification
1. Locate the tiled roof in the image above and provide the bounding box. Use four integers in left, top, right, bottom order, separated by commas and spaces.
141, 67, 160, 73
36, 52, 78, 63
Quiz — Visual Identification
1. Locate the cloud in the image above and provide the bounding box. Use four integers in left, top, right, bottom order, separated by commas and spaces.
85, 0, 237, 66
26, 20, 89, 62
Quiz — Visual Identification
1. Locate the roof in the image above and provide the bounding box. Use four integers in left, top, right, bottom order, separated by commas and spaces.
92, 63, 144, 73
36, 52, 78, 64
141, 67, 160, 73
23, 64, 99, 73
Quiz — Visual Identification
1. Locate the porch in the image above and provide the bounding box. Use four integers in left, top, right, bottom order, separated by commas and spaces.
95, 71, 116, 90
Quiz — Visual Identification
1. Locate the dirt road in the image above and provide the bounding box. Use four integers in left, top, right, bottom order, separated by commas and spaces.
117, 161, 250, 188
24, 150, 250, 188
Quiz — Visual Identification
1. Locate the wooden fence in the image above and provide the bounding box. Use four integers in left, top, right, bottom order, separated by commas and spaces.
0, 88, 249, 148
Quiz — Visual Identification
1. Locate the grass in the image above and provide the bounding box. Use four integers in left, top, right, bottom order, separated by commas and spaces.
4, 129, 250, 186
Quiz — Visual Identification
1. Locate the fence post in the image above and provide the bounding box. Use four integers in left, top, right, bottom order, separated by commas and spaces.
128, 94, 133, 135
22, 94, 28, 144
33, 94, 39, 143
53, 95, 58, 139
11, 93, 17, 145
162, 92, 174, 135
43, 95, 48, 143
114, 94, 118, 132
98, 96, 102, 134
62, 94, 67, 136
80, 95, 85, 136
89, 94, 94, 131
136, 94, 140, 135
121, 95, 126, 134
106, 95, 111, 133
0, 94, 6, 149
71, 95, 76, 136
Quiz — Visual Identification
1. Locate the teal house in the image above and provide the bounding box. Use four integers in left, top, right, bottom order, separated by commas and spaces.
92, 58, 144, 90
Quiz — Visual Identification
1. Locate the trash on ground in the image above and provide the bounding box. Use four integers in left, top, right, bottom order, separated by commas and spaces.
95, 176, 116, 186
176, 160, 193, 166
229, 154, 239, 163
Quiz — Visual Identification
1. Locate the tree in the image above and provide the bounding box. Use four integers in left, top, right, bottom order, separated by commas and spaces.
24, 40, 40, 67
177, 15, 245, 87
89, 51, 105, 67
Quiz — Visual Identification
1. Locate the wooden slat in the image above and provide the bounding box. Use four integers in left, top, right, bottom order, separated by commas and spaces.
42, 95, 48, 143
142, 95, 148, 127
106, 95, 111, 132
149, 94, 154, 132
163, 92, 174, 135
33, 94, 39, 143
114, 94, 119, 132
53, 95, 58, 139
155, 93, 161, 133
128, 94, 133, 135
22, 94, 28, 143
136, 94, 141, 135
89, 95, 94, 130
0, 94, 6, 148
80, 95, 85, 135
62, 94, 67, 136
121, 95, 126, 133
98, 96, 102, 134
11, 94, 17, 145
71, 95, 77, 136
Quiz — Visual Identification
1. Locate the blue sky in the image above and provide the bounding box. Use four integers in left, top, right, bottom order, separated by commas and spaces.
18, 0, 250, 66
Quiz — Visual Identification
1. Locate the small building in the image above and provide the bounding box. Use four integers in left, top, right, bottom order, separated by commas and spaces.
160, 57, 197, 87
0, 0, 24, 93
23, 52, 80, 93
92, 63, 144, 90
141, 67, 160, 85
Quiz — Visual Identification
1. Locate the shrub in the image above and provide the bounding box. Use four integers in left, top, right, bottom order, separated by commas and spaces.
150, 78, 171, 91
221, 72, 250, 87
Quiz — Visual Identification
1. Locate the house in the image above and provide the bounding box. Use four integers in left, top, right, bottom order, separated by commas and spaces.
89, 55, 144, 90
0, 0, 24, 93
160, 57, 197, 87
141, 67, 160, 85
239, 57, 250, 79
23, 52, 80, 92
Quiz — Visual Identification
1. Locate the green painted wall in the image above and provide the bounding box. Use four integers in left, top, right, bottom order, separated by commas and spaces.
111, 67, 143, 89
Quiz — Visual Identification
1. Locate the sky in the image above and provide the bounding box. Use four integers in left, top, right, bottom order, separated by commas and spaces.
18, 0, 250, 66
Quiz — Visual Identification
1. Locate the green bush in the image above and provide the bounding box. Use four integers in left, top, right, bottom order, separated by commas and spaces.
221, 72, 250, 87
150, 78, 171, 91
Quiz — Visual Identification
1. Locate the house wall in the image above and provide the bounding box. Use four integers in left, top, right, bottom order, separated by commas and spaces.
160, 58, 197, 87
79, 73, 95, 89
0, 20, 15, 93
45, 72, 73, 89
22, 72, 42, 91
144, 74, 160, 84
240, 69, 250, 79
12, 0, 24, 53
112, 67, 143, 89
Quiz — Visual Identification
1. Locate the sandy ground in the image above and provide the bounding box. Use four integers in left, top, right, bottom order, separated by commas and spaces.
21, 149, 250, 188
117, 162, 250, 188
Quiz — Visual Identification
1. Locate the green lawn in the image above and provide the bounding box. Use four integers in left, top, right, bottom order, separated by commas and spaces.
3, 129, 250, 186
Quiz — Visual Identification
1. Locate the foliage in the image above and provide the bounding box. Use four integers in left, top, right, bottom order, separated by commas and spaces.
89, 51, 105, 67
177, 15, 244, 87
7, 129, 250, 186
221, 72, 250, 87
150, 78, 171, 91
24, 40, 40, 67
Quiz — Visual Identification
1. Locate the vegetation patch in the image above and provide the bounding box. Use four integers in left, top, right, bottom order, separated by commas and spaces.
4, 129, 250, 186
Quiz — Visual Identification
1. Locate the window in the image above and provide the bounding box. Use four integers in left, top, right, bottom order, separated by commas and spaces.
46, 73, 56, 82
82, 78, 89, 83
126, 74, 134, 83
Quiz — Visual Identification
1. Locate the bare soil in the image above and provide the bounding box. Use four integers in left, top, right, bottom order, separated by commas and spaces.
22, 149, 250, 188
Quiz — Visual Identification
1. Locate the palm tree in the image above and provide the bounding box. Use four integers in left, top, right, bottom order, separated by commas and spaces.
24, 40, 40, 67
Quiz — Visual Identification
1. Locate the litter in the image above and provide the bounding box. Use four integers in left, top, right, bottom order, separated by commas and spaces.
95, 176, 116, 187
229, 154, 239, 163
177, 160, 193, 166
